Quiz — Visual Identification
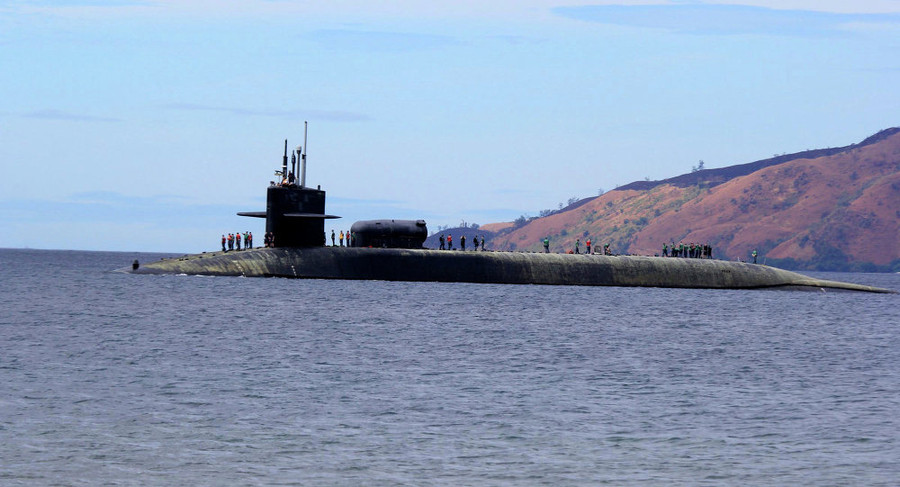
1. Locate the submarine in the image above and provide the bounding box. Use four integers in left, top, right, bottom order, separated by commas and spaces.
125, 127, 895, 294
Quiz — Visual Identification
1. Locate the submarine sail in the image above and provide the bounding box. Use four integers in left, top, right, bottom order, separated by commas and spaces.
238, 123, 339, 247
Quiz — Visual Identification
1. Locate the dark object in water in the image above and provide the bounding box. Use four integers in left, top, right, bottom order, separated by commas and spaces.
125, 246, 895, 293
122, 128, 896, 294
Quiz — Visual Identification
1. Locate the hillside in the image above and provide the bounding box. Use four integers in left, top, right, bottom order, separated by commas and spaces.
481, 128, 900, 271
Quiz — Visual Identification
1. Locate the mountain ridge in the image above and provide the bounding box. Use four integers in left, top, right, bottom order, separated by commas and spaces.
618, 127, 900, 192
437, 128, 900, 272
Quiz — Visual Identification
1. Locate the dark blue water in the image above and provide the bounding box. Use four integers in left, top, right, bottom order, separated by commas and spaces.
2, 249, 898, 485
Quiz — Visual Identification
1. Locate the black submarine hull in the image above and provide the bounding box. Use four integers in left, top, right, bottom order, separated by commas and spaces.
125, 247, 894, 293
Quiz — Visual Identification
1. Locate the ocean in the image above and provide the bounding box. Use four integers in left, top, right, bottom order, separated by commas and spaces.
1, 248, 898, 486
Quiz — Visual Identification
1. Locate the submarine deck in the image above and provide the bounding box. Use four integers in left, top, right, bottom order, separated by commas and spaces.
124, 247, 896, 293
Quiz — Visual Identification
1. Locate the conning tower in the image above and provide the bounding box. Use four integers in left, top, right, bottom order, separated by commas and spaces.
238, 122, 339, 247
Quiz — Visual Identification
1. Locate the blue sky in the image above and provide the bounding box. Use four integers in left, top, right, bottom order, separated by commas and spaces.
2, 0, 899, 252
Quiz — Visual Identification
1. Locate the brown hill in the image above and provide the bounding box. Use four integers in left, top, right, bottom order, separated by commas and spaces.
489, 128, 900, 271
478, 221, 514, 233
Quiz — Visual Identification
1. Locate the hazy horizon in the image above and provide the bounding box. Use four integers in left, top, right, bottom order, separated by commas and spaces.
3, 1, 899, 252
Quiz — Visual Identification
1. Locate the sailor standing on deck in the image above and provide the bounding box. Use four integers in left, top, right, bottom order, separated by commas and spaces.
543, 237, 550, 253
331, 230, 336, 246
221, 235, 226, 252
439, 234, 445, 250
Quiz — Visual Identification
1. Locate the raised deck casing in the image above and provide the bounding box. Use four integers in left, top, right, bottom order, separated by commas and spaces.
126, 247, 895, 293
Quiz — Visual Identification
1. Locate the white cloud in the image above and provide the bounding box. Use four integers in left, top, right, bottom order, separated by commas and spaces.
553, 4, 900, 36
308, 29, 460, 52
20, 109, 121, 122
9, 1, 899, 22
163, 103, 371, 122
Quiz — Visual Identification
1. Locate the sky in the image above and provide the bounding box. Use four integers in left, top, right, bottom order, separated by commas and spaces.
2, 0, 899, 252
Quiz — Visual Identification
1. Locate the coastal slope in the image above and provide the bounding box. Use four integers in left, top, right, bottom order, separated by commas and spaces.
484, 128, 900, 271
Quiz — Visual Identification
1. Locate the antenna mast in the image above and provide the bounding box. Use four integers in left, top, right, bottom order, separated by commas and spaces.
300, 121, 308, 188
290, 152, 296, 184
281, 139, 288, 184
